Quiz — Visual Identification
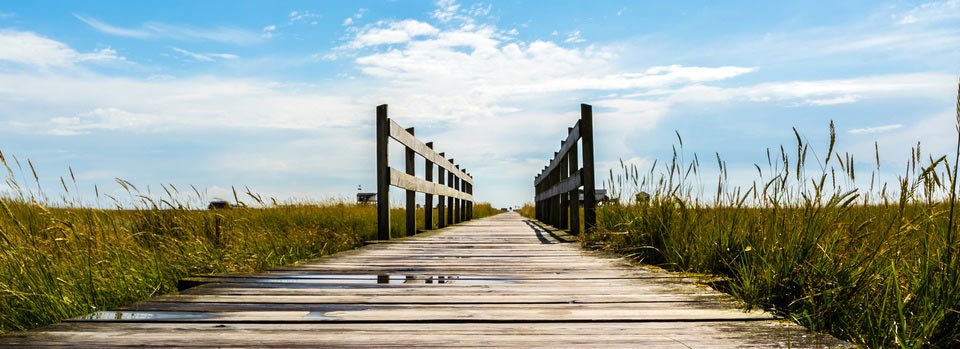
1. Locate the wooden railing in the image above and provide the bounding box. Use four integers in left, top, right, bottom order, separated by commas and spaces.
376, 104, 474, 240
534, 104, 597, 234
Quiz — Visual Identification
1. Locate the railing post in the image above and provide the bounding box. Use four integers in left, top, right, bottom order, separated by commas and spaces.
454, 166, 461, 224
425, 142, 434, 230
459, 173, 467, 222
534, 176, 540, 220
558, 144, 569, 230
405, 127, 416, 237
467, 181, 473, 219
437, 153, 446, 229
551, 152, 560, 227
376, 105, 390, 240
447, 160, 455, 225
581, 104, 597, 232
568, 127, 581, 235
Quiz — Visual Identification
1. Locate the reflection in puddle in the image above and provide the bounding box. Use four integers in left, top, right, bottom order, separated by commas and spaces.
278, 274, 514, 285
77, 311, 215, 321
305, 311, 342, 320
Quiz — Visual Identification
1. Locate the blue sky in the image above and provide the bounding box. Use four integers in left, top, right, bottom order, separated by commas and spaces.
0, 0, 958, 208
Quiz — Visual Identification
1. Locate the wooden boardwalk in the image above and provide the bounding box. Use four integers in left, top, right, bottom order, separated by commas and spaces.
3, 213, 846, 348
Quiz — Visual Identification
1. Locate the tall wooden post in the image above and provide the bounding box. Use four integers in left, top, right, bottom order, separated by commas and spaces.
376, 105, 390, 240
405, 127, 416, 236
568, 126, 581, 235
558, 145, 569, 230
581, 104, 597, 232
534, 176, 540, 220
467, 181, 473, 219
437, 153, 446, 228
424, 142, 434, 230
447, 160, 455, 225
462, 176, 467, 221
551, 152, 560, 227
454, 170, 461, 224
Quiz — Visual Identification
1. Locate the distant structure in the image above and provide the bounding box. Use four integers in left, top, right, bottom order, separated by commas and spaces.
636, 191, 651, 204
357, 193, 377, 204
578, 189, 609, 204
357, 185, 377, 204
208, 199, 232, 210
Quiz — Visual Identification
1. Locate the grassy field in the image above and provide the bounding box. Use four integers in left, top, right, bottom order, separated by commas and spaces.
521, 89, 960, 347
0, 156, 499, 333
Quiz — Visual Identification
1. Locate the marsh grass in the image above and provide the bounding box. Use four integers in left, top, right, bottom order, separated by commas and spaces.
523, 81, 960, 347
0, 154, 498, 333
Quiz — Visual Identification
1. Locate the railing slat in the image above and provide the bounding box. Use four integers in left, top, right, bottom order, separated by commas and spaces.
389, 119, 473, 184
390, 168, 474, 200
534, 104, 596, 234
377, 104, 475, 240
535, 170, 581, 201
534, 123, 580, 186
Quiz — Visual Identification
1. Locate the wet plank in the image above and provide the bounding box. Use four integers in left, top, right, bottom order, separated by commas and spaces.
1, 212, 848, 348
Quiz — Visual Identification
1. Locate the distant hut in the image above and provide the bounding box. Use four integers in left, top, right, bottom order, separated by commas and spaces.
578, 189, 610, 204
357, 193, 377, 204
635, 191, 651, 205
208, 199, 232, 210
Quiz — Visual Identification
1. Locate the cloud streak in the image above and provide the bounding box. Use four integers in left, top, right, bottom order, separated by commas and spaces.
74, 14, 265, 45
849, 124, 903, 134
172, 47, 239, 62
0, 30, 123, 67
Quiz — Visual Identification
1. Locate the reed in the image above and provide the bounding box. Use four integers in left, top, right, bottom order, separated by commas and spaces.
522, 79, 960, 347
0, 154, 499, 333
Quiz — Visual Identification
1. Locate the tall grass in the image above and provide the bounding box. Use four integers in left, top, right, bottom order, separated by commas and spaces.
524, 82, 960, 347
0, 154, 499, 333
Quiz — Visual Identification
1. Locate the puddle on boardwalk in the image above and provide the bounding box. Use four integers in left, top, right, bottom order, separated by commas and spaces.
76, 311, 215, 321
268, 274, 516, 285
304, 311, 343, 320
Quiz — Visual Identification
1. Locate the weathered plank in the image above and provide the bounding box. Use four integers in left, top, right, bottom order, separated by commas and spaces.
1, 212, 848, 348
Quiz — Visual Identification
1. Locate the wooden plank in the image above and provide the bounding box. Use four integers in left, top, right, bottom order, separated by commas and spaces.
4, 212, 847, 348
0, 322, 848, 348
63, 306, 775, 322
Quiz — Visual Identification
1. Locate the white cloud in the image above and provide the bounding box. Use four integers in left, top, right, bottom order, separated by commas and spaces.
0, 12, 15, 19
343, 8, 367, 27
74, 14, 150, 38
75, 14, 265, 45
10, 0, 954, 207
172, 47, 239, 62
262, 25, 276, 38
49, 107, 157, 135
466, 3, 492, 17
564, 30, 585, 44
0, 30, 123, 67
432, 0, 461, 23
345, 20, 440, 48
0, 72, 369, 135
803, 95, 860, 106
633, 73, 953, 107
896, 0, 960, 24
288, 10, 319, 25
849, 124, 903, 134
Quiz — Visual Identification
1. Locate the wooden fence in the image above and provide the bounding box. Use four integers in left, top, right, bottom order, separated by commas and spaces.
534, 104, 597, 234
376, 104, 474, 240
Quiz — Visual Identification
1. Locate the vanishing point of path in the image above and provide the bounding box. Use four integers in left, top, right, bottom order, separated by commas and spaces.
3, 213, 847, 348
